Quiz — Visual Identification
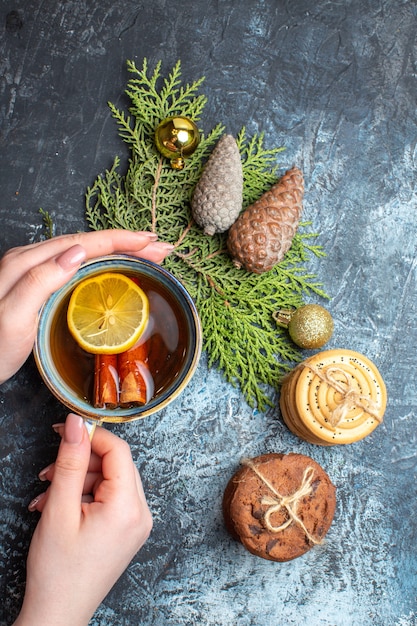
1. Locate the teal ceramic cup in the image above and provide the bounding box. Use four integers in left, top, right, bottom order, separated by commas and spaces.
34, 255, 202, 423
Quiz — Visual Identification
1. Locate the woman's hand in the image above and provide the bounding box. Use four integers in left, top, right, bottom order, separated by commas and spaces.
0, 229, 174, 383
14, 414, 153, 626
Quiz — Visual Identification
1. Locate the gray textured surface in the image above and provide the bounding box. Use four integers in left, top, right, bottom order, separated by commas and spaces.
1, 1, 417, 624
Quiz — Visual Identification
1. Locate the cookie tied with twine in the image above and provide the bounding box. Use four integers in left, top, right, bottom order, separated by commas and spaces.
279, 349, 387, 445
222, 453, 336, 562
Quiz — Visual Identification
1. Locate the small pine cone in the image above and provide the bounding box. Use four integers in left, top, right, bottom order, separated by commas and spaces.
191, 134, 243, 236
227, 166, 304, 274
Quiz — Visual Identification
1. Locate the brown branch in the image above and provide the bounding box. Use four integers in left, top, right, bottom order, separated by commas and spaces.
207, 275, 226, 297
151, 157, 164, 233
174, 217, 195, 248
206, 248, 228, 260
175, 251, 226, 297
175, 248, 198, 259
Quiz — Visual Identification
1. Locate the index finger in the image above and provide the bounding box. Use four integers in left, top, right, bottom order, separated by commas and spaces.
0, 230, 158, 295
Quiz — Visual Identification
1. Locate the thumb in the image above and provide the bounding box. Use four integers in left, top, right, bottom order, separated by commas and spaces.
0, 246, 87, 383
46, 413, 91, 524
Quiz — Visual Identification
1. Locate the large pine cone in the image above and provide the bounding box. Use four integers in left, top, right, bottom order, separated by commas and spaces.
191, 134, 243, 236
227, 167, 304, 274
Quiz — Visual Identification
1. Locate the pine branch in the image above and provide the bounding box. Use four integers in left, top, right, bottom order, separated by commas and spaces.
39, 208, 55, 239
237, 128, 285, 206
85, 58, 329, 411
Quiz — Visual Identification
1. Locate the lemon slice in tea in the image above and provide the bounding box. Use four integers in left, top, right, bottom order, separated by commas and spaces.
67, 272, 149, 354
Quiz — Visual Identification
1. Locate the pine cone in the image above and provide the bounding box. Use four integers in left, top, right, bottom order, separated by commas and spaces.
191, 134, 243, 236
227, 166, 304, 274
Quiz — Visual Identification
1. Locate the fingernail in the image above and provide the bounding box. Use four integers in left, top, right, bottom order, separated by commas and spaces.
142, 232, 158, 241
52, 422, 65, 434
56, 245, 86, 271
157, 242, 175, 251
64, 413, 85, 444
28, 492, 46, 512
38, 464, 53, 481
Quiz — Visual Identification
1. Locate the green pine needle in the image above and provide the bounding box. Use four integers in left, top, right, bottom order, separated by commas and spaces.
39, 208, 55, 239
85, 58, 329, 412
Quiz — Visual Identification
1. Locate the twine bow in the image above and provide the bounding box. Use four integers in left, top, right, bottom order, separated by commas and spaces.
305, 364, 382, 428
241, 458, 321, 545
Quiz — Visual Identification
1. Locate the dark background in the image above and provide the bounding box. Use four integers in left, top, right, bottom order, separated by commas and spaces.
1, 1, 416, 624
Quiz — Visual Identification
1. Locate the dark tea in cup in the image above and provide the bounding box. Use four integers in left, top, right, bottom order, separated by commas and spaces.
34, 256, 202, 422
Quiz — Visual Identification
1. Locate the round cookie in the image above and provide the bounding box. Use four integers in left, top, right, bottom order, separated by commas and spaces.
280, 349, 387, 445
279, 366, 331, 445
223, 453, 336, 562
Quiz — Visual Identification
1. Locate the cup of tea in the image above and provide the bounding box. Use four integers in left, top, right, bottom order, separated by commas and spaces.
34, 255, 202, 423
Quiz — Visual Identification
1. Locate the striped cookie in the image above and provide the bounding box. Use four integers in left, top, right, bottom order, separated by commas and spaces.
280, 349, 387, 445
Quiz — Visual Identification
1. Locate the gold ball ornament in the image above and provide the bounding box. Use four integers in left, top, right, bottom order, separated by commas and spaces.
155, 116, 200, 170
273, 304, 334, 349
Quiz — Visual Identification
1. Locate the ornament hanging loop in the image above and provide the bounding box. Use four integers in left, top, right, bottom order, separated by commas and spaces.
155, 116, 200, 170
272, 308, 296, 328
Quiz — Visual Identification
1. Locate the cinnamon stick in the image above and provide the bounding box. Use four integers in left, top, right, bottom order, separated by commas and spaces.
118, 339, 154, 407
94, 354, 119, 408
93, 276, 155, 408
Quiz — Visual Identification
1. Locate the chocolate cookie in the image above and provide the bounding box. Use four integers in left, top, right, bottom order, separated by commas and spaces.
223, 453, 336, 562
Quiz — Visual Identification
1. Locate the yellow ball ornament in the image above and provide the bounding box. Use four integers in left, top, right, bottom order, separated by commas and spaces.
273, 304, 334, 349
155, 116, 200, 170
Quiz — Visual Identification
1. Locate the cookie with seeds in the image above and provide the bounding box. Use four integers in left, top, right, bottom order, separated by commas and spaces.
279, 349, 387, 445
